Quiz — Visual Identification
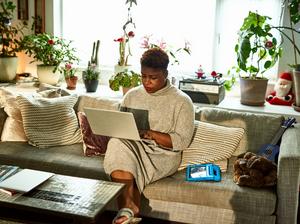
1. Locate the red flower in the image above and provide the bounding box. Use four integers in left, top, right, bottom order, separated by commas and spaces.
265, 41, 273, 49
211, 71, 217, 77
114, 37, 124, 42
48, 39, 54, 45
128, 31, 135, 38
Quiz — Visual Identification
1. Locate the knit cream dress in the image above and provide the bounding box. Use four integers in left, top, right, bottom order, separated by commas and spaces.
103, 80, 194, 192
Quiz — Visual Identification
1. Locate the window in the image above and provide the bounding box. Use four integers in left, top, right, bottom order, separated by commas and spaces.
62, 0, 216, 76
60, 0, 282, 81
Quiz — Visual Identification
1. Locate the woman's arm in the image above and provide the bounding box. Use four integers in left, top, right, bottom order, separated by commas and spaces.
140, 130, 172, 149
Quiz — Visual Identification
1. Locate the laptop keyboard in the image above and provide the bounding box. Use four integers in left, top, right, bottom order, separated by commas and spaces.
23, 189, 81, 204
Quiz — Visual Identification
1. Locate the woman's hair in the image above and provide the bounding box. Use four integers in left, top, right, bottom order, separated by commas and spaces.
140, 48, 169, 71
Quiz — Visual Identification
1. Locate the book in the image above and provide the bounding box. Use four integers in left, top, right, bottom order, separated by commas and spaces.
0, 169, 54, 193
0, 165, 19, 182
0, 188, 17, 196
0, 165, 20, 196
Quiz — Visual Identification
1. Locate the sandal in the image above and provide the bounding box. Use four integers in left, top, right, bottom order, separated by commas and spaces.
112, 208, 142, 224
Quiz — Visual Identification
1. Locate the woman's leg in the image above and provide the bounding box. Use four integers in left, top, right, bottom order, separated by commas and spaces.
111, 170, 141, 223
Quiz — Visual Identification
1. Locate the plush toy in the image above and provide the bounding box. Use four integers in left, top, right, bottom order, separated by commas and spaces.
266, 72, 294, 106
233, 152, 277, 188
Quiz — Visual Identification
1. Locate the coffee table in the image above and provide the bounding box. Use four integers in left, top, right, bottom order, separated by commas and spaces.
0, 174, 124, 223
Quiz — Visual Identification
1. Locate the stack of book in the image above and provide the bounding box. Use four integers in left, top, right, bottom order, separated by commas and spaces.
0, 165, 20, 195
0, 166, 54, 196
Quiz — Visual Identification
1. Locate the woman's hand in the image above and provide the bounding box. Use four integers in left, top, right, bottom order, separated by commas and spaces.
139, 130, 173, 149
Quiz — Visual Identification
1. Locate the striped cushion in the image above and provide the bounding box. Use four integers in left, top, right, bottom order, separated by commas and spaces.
179, 121, 244, 171
17, 95, 82, 148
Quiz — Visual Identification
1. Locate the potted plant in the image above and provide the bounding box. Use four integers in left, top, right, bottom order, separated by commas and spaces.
113, 0, 137, 74
274, 0, 300, 109
109, 69, 141, 95
82, 40, 100, 92
234, 11, 282, 106
20, 33, 78, 85
82, 63, 100, 92
62, 63, 78, 90
0, 0, 27, 82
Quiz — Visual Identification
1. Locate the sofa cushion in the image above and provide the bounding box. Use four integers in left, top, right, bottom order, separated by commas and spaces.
0, 142, 108, 181
77, 111, 110, 156
0, 88, 27, 142
143, 157, 276, 216
199, 107, 284, 155
179, 121, 244, 172
76, 95, 121, 112
17, 94, 82, 148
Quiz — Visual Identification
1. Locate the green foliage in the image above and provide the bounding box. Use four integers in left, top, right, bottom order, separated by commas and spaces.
235, 11, 282, 79
89, 40, 100, 66
109, 70, 141, 91
20, 33, 79, 72
289, 0, 300, 24
0, 0, 27, 57
82, 64, 100, 80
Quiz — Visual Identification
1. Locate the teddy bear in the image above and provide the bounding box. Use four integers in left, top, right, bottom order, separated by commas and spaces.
233, 152, 277, 188
266, 72, 294, 106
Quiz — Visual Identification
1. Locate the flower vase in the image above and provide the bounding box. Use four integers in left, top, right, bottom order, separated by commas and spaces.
37, 65, 61, 85
65, 76, 78, 90
114, 65, 132, 75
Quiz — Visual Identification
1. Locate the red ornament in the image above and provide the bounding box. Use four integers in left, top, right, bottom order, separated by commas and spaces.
211, 71, 217, 77
265, 41, 273, 49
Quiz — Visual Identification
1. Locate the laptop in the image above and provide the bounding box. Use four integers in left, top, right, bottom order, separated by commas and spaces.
84, 107, 145, 141
0, 169, 54, 193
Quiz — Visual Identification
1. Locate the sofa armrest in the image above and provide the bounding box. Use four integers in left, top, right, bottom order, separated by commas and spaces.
276, 123, 300, 224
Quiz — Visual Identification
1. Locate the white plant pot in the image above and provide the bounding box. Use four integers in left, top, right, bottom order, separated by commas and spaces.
0, 57, 18, 82
114, 65, 132, 75
37, 65, 61, 85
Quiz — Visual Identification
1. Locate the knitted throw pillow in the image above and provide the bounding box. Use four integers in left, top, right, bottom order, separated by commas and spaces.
77, 111, 110, 156
179, 121, 245, 172
17, 94, 82, 148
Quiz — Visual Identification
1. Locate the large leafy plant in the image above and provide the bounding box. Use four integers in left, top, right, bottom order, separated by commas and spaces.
20, 33, 78, 72
109, 70, 141, 91
274, 0, 300, 69
235, 11, 282, 79
0, 0, 27, 57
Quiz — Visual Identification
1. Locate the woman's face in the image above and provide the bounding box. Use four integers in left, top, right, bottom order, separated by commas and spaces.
141, 66, 167, 93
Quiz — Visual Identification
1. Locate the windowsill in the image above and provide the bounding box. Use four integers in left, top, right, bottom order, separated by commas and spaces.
3, 82, 299, 121
195, 96, 300, 121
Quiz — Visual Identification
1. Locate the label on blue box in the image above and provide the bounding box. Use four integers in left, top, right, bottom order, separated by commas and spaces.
186, 164, 221, 182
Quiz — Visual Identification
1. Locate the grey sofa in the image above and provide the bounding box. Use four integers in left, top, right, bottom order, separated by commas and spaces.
0, 95, 299, 224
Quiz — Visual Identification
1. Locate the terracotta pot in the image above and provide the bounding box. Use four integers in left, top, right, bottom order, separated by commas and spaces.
122, 86, 132, 95
240, 77, 268, 106
65, 76, 78, 90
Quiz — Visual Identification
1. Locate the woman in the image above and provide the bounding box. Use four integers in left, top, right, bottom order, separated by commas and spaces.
104, 48, 194, 224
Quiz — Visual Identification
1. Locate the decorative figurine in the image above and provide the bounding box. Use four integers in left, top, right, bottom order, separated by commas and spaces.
195, 65, 206, 79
